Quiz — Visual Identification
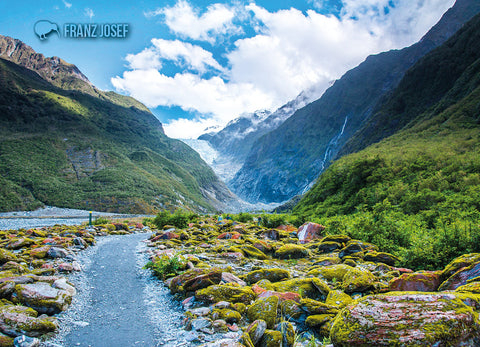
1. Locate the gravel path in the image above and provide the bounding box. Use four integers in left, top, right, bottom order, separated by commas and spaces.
44, 233, 188, 347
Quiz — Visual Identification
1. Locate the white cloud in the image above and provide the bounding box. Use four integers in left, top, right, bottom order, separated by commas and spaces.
62, 0, 72, 9
84, 8, 94, 20
147, 0, 241, 42
163, 118, 220, 139
151, 39, 223, 72
114, 0, 456, 138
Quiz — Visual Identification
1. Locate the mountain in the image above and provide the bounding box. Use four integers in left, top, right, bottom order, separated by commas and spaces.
294, 12, 480, 220
0, 35, 236, 213
229, 0, 480, 204
195, 85, 325, 183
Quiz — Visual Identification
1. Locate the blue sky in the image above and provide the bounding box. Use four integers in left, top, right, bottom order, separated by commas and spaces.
0, 0, 455, 138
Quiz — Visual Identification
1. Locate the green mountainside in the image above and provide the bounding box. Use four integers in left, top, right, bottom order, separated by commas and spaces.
0, 36, 235, 213
293, 13, 480, 269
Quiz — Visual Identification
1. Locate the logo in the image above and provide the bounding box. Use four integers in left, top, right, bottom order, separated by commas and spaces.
34, 19, 129, 41
34, 20, 60, 41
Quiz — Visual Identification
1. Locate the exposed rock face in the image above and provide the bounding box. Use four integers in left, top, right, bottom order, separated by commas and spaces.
13, 282, 74, 315
229, 0, 480, 203
389, 271, 442, 292
330, 292, 480, 346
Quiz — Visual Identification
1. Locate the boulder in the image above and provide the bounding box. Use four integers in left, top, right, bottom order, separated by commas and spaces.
195, 285, 255, 304
274, 244, 309, 259
297, 223, 325, 243
318, 241, 342, 253
330, 292, 480, 346
301, 298, 338, 315
257, 290, 301, 303
389, 271, 442, 292
325, 290, 353, 309
364, 251, 400, 266
275, 321, 295, 347
260, 230, 279, 241
338, 240, 378, 258
307, 264, 353, 282
272, 278, 329, 301
0, 305, 57, 337
5, 238, 35, 250
29, 247, 51, 259
46, 247, 68, 259
247, 296, 278, 329
170, 269, 222, 294
240, 245, 268, 260
259, 329, 282, 347
245, 319, 267, 345
221, 272, 246, 286
439, 262, 480, 291
441, 253, 480, 280
321, 234, 351, 244
342, 267, 376, 294
246, 268, 291, 284
217, 232, 241, 240
0, 250, 18, 265
13, 282, 73, 314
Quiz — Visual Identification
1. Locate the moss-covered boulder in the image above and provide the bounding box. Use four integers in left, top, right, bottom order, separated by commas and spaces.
274, 244, 309, 259
301, 298, 338, 315
0, 304, 57, 337
325, 290, 353, 308
439, 262, 480, 291
195, 284, 255, 304
307, 264, 353, 281
441, 253, 480, 280
330, 292, 480, 346
0, 250, 17, 265
318, 241, 342, 253
247, 296, 279, 329
342, 267, 376, 294
211, 308, 242, 324
5, 238, 35, 250
273, 278, 329, 300
240, 245, 268, 260
363, 251, 400, 266
456, 281, 480, 294
321, 234, 351, 244
29, 246, 51, 259
305, 314, 336, 327
169, 268, 222, 294
259, 329, 282, 347
388, 271, 442, 292
312, 253, 341, 266
0, 332, 13, 347
246, 268, 291, 284
275, 321, 295, 347
338, 240, 378, 259
246, 319, 267, 345
13, 282, 73, 314
280, 299, 303, 321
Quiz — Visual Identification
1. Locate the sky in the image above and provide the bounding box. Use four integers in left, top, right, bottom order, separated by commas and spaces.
0, 0, 456, 138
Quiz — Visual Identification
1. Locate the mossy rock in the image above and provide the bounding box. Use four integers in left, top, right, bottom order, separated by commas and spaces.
0, 304, 57, 337
342, 267, 376, 294
195, 284, 256, 304
307, 264, 353, 282
312, 253, 341, 266
246, 268, 291, 284
29, 246, 51, 259
240, 245, 268, 260
0, 249, 18, 265
169, 268, 219, 294
338, 240, 378, 259
330, 292, 480, 346
442, 253, 480, 280
305, 313, 336, 327
274, 244, 309, 259
0, 332, 13, 347
247, 296, 279, 329
364, 251, 400, 266
233, 302, 246, 314
259, 329, 283, 347
246, 319, 267, 345
280, 299, 303, 321
301, 298, 339, 315
275, 321, 295, 347
273, 278, 330, 300
211, 308, 242, 324
318, 241, 343, 254
321, 234, 351, 244
455, 281, 480, 294
255, 279, 275, 291
325, 290, 353, 308
240, 332, 255, 347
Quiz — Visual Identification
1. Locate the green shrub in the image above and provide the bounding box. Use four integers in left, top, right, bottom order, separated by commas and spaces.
144, 255, 186, 280
153, 210, 199, 229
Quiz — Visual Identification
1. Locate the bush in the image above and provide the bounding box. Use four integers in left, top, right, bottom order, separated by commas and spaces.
153, 210, 199, 229
144, 254, 186, 280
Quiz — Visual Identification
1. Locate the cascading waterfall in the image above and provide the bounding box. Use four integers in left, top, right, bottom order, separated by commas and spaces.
301, 115, 348, 194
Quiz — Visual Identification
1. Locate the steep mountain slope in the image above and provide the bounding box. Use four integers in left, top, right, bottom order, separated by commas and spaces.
196, 86, 324, 182
230, 0, 480, 204
294, 12, 480, 219
0, 36, 236, 213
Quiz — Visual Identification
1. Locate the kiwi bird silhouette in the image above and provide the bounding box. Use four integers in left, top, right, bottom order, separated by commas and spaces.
34, 20, 60, 40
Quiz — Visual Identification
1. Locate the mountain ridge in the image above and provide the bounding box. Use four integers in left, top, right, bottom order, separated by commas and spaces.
229, 0, 480, 204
